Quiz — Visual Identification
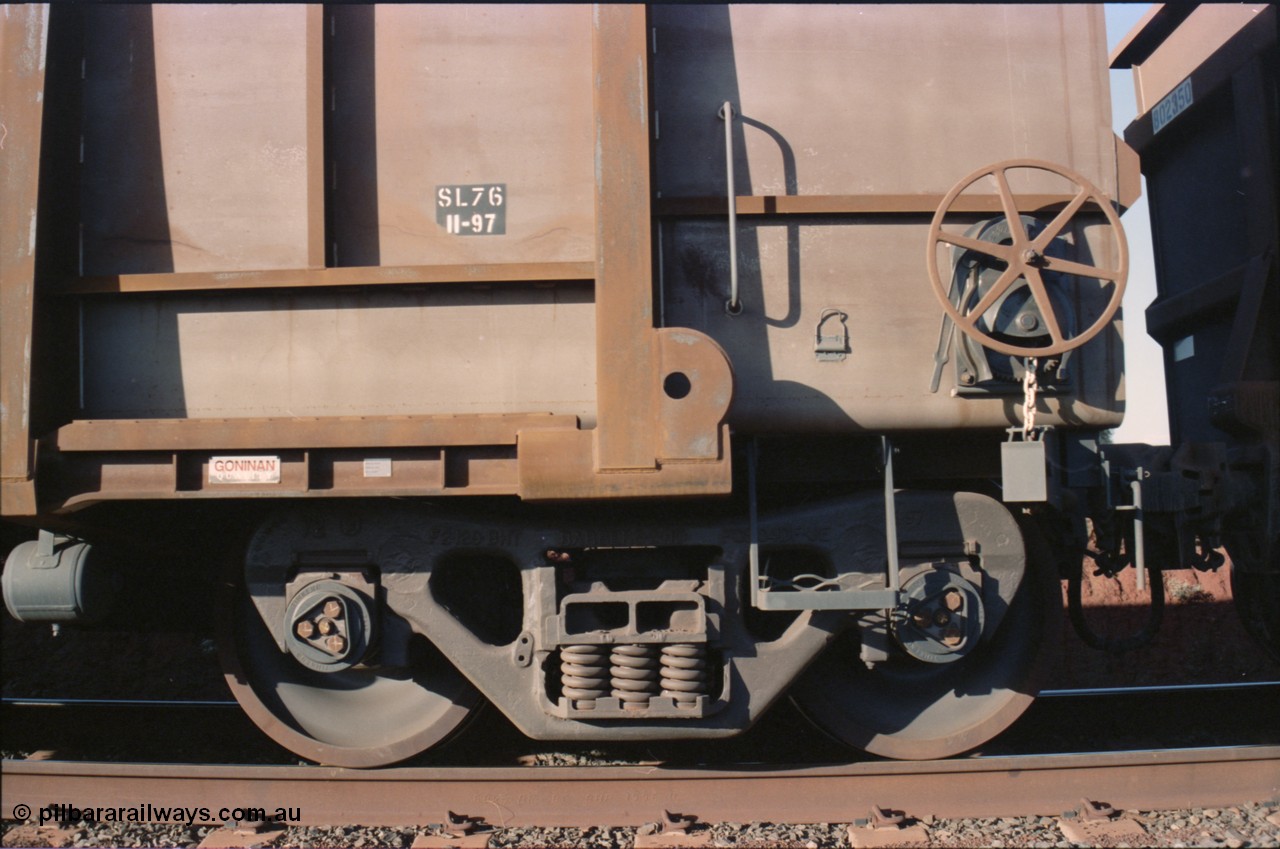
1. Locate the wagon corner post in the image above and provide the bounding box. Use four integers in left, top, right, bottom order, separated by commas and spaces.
0, 5, 51, 520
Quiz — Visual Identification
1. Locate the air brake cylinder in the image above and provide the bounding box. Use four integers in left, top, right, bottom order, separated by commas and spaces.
2, 533, 119, 624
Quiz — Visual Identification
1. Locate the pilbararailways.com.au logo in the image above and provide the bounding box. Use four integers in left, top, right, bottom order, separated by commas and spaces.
16, 803, 302, 827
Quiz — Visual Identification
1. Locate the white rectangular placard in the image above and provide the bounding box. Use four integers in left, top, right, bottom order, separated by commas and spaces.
363, 458, 393, 478
209, 456, 282, 484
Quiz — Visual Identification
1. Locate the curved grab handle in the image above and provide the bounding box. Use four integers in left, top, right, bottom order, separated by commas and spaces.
719, 102, 741, 316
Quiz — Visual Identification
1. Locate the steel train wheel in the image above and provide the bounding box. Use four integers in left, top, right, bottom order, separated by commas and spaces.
789, 519, 1060, 760
219, 572, 480, 768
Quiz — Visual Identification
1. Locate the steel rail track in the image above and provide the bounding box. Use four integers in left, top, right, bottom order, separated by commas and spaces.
1038, 681, 1280, 698
3, 746, 1278, 828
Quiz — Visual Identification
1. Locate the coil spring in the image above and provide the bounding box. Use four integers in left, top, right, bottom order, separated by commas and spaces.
610, 644, 660, 707
560, 644, 608, 707
660, 643, 710, 705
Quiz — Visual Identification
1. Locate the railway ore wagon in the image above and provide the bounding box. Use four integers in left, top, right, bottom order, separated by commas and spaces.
1111, 4, 1279, 662
3, 4, 1147, 766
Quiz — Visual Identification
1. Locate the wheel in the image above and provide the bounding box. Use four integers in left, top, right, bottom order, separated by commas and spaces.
219, 566, 480, 768
926, 159, 1128, 357
789, 515, 1060, 760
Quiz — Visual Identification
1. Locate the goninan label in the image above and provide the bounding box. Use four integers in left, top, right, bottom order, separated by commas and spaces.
209, 456, 281, 484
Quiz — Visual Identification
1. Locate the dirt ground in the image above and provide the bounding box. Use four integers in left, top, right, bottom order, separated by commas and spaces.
1046, 564, 1280, 688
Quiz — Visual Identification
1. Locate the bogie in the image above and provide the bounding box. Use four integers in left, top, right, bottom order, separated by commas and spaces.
217, 489, 1044, 764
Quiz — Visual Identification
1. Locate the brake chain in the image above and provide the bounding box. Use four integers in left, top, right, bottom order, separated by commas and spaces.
1022, 357, 1039, 440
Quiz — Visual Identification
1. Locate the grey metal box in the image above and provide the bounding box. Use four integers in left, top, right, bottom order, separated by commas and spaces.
1001, 440, 1049, 503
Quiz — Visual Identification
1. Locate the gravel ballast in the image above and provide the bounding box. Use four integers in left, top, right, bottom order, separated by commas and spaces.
4, 802, 1280, 848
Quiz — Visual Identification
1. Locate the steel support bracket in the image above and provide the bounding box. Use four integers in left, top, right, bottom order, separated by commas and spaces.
749, 437, 900, 611
1058, 800, 1147, 844
635, 811, 710, 849
847, 807, 929, 849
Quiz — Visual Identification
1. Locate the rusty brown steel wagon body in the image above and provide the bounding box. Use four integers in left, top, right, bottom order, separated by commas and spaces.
2, 4, 1273, 767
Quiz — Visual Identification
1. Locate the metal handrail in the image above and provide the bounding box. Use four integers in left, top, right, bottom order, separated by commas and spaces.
719, 102, 741, 315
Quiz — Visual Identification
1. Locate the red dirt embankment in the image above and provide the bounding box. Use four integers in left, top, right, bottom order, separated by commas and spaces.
1047, 563, 1280, 688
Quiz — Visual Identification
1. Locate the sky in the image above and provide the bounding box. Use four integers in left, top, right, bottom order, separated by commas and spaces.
1104, 3, 1171, 446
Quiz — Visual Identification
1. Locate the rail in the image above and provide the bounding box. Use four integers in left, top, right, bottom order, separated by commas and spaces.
3, 747, 1277, 828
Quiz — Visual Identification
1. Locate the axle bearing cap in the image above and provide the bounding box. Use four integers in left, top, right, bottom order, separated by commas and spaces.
283, 580, 372, 673
892, 569, 985, 664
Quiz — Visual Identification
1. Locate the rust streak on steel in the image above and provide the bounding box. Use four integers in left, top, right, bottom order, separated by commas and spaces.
0, 5, 50, 518
3, 748, 1277, 827
304, 5, 326, 272
655, 193, 1112, 217
55, 262, 597, 296
53, 414, 579, 452
591, 3, 659, 473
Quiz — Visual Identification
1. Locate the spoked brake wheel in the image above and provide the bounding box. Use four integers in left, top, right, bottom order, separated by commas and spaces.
219, 565, 480, 768
789, 520, 1060, 760
926, 159, 1128, 358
